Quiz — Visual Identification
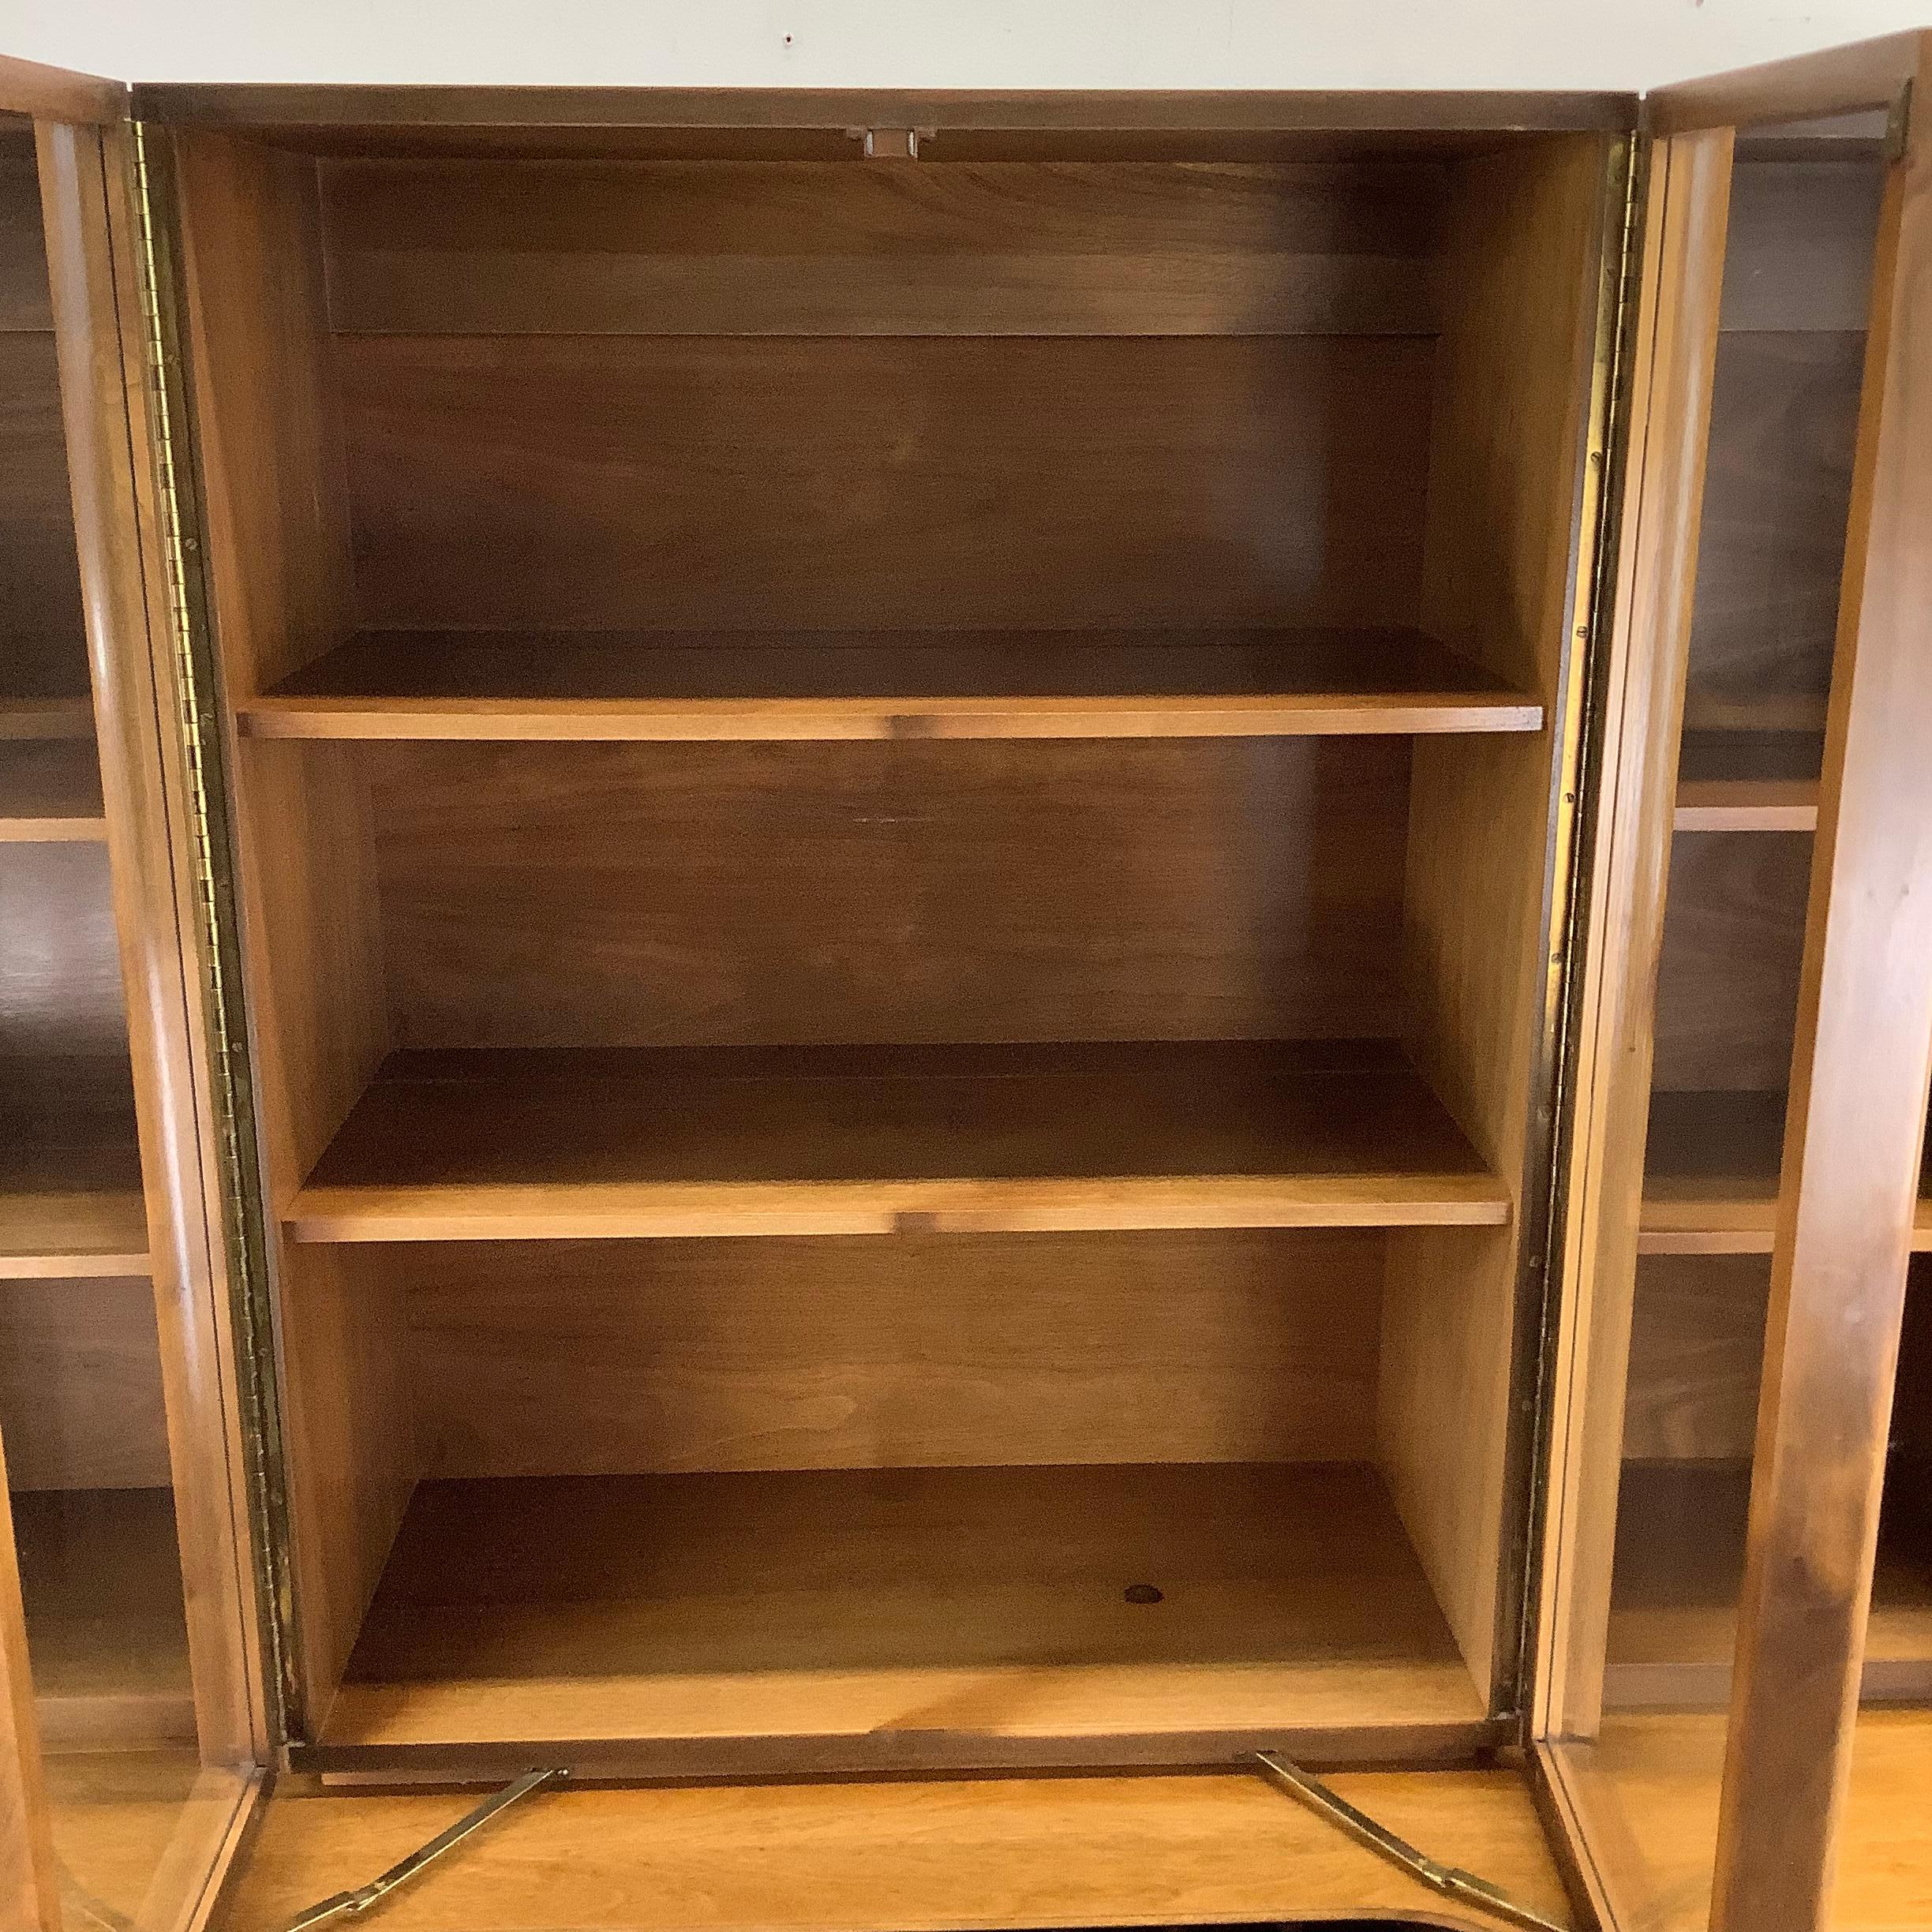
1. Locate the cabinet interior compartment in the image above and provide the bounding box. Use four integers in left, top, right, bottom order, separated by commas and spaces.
168, 118, 1615, 1769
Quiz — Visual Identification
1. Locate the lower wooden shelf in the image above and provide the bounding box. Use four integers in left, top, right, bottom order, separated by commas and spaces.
13, 1487, 197, 1750
0, 1059, 150, 1277
0, 739, 107, 841
318, 1462, 1488, 1767
287, 1040, 1511, 1243
1604, 1462, 1932, 1709
1640, 1088, 1932, 1254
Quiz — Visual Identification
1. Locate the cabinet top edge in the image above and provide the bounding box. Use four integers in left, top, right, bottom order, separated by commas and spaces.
1645, 27, 1926, 133
127, 82, 1639, 140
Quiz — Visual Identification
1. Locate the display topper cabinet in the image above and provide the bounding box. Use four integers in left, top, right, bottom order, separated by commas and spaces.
0, 32, 1926, 1932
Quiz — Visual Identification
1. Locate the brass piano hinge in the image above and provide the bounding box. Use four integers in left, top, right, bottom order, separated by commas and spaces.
278, 1771, 565, 1932
126, 118, 305, 1746
1885, 77, 1915, 163
1252, 1753, 1569, 1932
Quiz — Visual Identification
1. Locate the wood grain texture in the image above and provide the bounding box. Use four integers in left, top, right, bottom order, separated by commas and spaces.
1646, 31, 1921, 135
0, 158, 51, 331
1718, 159, 1885, 332
0, 1427, 58, 1932
321, 158, 1447, 337
0, 331, 87, 688
0, 741, 105, 839
364, 736, 1411, 1050
1641, 1087, 1788, 1253
44, 116, 275, 1767
1548, 1707, 1932, 1932
0, 844, 127, 1058
11, 1488, 195, 1750
1621, 1256, 1769, 1462
1650, 829, 1810, 1093
236, 627, 1543, 742
399, 1230, 1385, 1476
0, 1060, 146, 1276
322, 1463, 1485, 1760
275, 1243, 416, 1736
1687, 331, 1866, 724
1604, 1462, 1932, 1709
287, 1042, 1508, 1242
176, 130, 354, 701
214, 1759, 1574, 1932
1386, 133, 1608, 1702
0, 1276, 170, 1489
0, 56, 122, 125
1712, 51, 1932, 1926
1534, 132, 1735, 1743
339, 334, 1434, 634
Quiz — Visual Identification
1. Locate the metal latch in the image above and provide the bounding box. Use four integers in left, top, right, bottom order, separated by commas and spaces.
1252, 1751, 1569, 1932
850, 125, 927, 158
279, 1769, 564, 1932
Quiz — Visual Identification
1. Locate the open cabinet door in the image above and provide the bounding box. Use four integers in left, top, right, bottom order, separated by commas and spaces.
1536, 26, 1932, 1932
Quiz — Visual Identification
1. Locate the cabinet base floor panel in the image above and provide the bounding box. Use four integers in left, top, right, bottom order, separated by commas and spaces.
308, 1462, 1491, 1773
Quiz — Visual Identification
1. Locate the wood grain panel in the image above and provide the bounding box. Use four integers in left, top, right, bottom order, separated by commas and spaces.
323, 158, 1447, 337
0, 1425, 57, 1932
1622, 1256, 1769, 1462
177, 131, 354, 699
339, 335, 1434, 633
0, 741, 104, 839
0, 1278, 170, 1490
1719, 159, 1885, 332
368, 736, 1409, 1050
401, 1230, 1383, 1476
323, 1463, 1485, 1759
0, 156, 51, 331
1651, 830, 1810, 1093
0, 331, 85, 690
1687, 330, 1865, 721
275, 1243, 417, 1732
289, 1042, 1506, 1242
0, 845, 125, 1059
215, 1761, 1574, 1932
1385, 133, 1608, 1699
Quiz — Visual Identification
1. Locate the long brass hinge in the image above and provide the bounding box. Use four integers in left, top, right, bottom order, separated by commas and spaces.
125, 118, 305, 1746
1252, 1753, 1570, 1932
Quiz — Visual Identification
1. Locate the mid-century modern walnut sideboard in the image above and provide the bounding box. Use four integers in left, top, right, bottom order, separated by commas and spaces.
0, 32, 1927, 1932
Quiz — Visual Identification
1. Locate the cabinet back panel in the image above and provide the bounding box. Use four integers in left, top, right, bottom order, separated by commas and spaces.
321, 159, 1446, 338
366, 736, 1409, 1048
0, 844, 127, 1058
339, 335, 1434, 634
0, 331, 87, 688
1623, 1256, 1769, 1464
401, 1230, 1383, 1477
1652, 831, 1809, 1094
0, 1278, 170, 1490
0, 155, 52, 330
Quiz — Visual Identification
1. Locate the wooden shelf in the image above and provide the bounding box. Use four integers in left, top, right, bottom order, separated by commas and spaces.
0, 739, 107, 841
1640, 1089, 1932, 1253
0, 1061, 149, 1277
234, 627, 1544, 743
1604, 1463, 1932, 1709
322, 1462, 1488, 1765
286, 1041, 1511, 1243
1674, 729, 1821, 833
0, 693, 94, 742
13, 1487, 197, 1749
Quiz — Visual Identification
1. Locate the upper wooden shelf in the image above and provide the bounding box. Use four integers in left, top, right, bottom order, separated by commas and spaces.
0, 739, 107, 842
286, 1039, 1511, 1243
1641, 1089, 1932, 1255
234, 628, 1544, 744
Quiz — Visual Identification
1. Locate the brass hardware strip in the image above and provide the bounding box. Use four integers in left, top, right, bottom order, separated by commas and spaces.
278, 1770, 565, 1932
1252, 1752, 1568, 1932
128, 118, 304, 1743
1493, 128, 1646, 1718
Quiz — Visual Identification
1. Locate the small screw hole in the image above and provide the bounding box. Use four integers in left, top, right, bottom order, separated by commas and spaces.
1124, 1583, 1163, 1605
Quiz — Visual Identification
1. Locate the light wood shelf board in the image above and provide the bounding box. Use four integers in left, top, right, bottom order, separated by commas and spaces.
286, 1041, 1511, 1243
235, 627, 1545, 743
322, 1462, 1488, 1758
0, 739, 106, 841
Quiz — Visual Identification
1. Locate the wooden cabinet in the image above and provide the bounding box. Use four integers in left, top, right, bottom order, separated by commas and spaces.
0, 38, 1926, 1932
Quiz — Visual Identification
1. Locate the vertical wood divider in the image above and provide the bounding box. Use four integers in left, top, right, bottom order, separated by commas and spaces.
1710, 39, 1932, 1931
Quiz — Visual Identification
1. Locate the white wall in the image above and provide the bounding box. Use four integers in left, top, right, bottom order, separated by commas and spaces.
1, 0, 1923, 93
